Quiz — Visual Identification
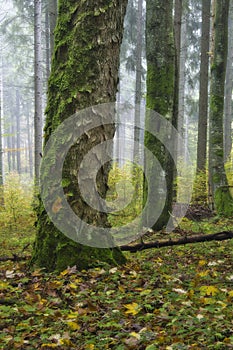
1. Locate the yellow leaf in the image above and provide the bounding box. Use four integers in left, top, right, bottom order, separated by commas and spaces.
228, 290, 233, 297
198, 260, 207, 266
85, 345, 95, 350
200, 297, 216, 305
66, 321, 80, 331
118, 285, 125, 292
0, 282, 9, 290
200, 285, 219, 296
124, 302, 141, 315
140, 289, 152, 296
198, 270, 209, 277
130, 332, 141, 340
60, 269, 69, 276
42, 344, 59, 348
69, 283, 78, 290
67, 312, 79, 319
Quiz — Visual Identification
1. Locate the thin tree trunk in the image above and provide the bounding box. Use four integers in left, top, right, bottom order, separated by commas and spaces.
178, 10, 187, 150
11, 111, 16, 172
48, 0, 57, 58
26, 104, 33, 178
34, 0, 43, 184
196, 0, 211, 172
16, 90, 21, 174
133, 0, 143, 163
45, 5, 50, 82
173, 0, 182, 130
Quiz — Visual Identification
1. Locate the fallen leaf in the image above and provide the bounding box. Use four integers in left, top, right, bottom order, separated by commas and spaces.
199, 285, 219, 296
124, 302, 141, 315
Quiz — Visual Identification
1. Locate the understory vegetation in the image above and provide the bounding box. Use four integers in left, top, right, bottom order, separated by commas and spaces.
0, 172, 233, 349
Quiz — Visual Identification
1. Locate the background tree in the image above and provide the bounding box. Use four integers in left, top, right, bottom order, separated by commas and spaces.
32, 0, 128, 271
209, 0, 233, 216
34, 0, 43, 183
144, 0, 175, 230
196, 0, 211, 173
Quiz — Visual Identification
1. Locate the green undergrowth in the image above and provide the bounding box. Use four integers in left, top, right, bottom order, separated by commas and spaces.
0, 173, 36, 257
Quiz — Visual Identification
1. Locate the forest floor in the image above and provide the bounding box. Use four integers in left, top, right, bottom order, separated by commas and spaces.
1, 212, 233, 349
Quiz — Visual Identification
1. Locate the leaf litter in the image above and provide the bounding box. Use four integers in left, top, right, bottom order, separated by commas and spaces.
1, 238, 233, 349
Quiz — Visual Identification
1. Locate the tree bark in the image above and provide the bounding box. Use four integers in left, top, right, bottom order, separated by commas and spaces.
196, 0, 211, 172
26, 103, 33, 178
209, 0, 233, 217
16, 89, 21, 174
48, 0, 57, 59
224, 0, 233, 161
133, 0, 143, 162
144, 0, 175, 230
32, 0, 128, 272
34, 0, 43, 184
178, 6, 187, 156
0, 60, 3, 187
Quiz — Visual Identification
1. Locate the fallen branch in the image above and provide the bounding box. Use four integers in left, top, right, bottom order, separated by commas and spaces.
120, 231, 233, 252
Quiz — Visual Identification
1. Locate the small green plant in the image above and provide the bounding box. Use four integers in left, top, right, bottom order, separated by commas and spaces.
107, 162, 144, 227
191, 170, 208, 205
225, 150, 233, 198
0, 172, 36, 236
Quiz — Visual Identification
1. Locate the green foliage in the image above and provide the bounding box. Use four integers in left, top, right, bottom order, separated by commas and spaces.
107, 162, 144, 227
0, 172, 36, 253
192, 170, 208, 205
225, 151, 233, 198
175, 160, 195, 203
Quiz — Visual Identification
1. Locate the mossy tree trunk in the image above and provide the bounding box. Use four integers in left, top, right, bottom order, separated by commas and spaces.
224, 0, 233, 161
193, 0, 211, 205
196, 0, 211, 172
209, 0, 233, 217
144, 0, 175, 230
32, 0, 128, 271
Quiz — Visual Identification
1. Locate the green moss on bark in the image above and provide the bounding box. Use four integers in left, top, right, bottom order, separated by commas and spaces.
144, 0, 175, 230
32, 0, 128, 271
214, 187, 233, 217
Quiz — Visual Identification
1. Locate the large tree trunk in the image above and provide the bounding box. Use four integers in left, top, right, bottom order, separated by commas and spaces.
32, 0, 128, 272
224, 0, 233, 161
196, 0, 211, 172
144, 0, 175, 230
209, 0, 233, 217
